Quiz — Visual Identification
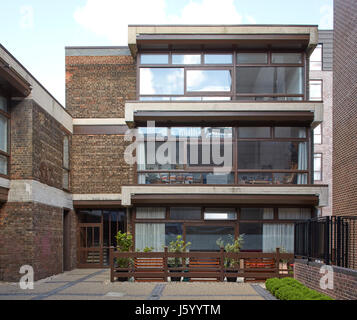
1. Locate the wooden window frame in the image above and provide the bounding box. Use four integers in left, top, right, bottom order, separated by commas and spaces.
131, 205, 314, 250
137, 126, 311, 185
137, 50, 306, 101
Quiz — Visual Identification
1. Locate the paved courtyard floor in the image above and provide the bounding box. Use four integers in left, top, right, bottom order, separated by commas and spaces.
0, 269, 275, 300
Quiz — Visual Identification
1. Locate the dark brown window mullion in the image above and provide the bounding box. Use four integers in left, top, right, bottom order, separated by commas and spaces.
233, 127, 238, 184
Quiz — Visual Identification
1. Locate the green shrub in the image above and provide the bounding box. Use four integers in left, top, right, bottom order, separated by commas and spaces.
265, 277, 334, 300
266, 278, 280, 293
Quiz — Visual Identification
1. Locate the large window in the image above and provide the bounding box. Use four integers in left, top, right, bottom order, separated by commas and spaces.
0, 96, 9, 176
314, 124, 322, 144
314, 153, 322, 181
310, 44, 322, 71
137, 126, 310, 185
309, 80, 322, 101
133, 206, 312, 253
138, 51, 306, 101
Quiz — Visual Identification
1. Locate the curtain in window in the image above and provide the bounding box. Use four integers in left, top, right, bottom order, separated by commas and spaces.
263, 224, 294, 253
297, 129, 307, 184
135, 223, 165, 251
136, 207, 166, 219
278, 208, 311, 220
0, 115, 7, 152
263, 208, 274, 219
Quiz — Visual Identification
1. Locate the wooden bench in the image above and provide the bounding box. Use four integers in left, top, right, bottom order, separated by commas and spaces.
188, 258, 221, 282
134, 258, 165, 282
244, 258, 276, 282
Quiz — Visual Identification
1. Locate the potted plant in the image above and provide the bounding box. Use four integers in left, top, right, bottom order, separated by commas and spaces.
216, 234, 244, 282
115, 231, 133, 281
167, 235, 191, 282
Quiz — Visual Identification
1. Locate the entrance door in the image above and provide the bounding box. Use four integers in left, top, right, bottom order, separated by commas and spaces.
78, 223, 103, 267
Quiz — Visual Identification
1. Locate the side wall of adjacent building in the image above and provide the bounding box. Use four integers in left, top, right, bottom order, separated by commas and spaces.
333, 0, 357, 217
0, 45, 77, 281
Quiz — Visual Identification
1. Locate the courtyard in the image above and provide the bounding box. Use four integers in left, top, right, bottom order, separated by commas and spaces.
0, 269, 273, 300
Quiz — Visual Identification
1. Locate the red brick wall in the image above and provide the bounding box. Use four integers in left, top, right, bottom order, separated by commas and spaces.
71, 134, 135, 194
0, 202, 77, 281
294, 260, 357, 300
333, 0, 357, 217
65, 55, 136, 118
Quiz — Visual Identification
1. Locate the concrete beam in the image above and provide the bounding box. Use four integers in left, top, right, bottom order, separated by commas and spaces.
7, 180, 73, 209
121, 185, 329, 207
72, 118, 127, 126
72, 194, 122, 201
125, 101, 323, 128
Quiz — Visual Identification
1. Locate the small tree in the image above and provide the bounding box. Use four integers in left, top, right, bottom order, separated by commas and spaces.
216, 234, 244, 268
115, 231, 133, 268
167, 235, 191, 267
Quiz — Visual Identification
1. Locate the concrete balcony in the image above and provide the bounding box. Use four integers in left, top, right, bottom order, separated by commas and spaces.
121, 184, 329, 207
125, 101, 323, 128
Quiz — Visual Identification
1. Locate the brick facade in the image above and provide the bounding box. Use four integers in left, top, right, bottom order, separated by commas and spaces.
333, 0, 357, 217
10, 99, 71, 190
0, 96, 76, 281
294, 260, 357, 300
71, 134, 135, 194
0, 202, 77, 281
65, 55, 136, 118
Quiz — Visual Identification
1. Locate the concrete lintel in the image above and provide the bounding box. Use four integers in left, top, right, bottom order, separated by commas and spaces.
7, 180, 73, 209
125, 101, 324, 128
121, 185, 329, 207
72, 118, 127, 126
72, 194, 122, 201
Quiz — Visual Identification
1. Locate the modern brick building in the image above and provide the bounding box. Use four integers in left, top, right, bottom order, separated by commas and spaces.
310, 30, 333, 217
1, 25, 332, 281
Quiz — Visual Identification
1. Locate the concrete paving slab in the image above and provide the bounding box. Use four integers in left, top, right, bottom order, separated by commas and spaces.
0, 269, 268, 300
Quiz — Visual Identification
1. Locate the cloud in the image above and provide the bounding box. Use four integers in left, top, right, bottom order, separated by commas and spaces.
245, 15, 257, 24
319, 4, 333, 29
74, 0, 167, 44
74, 0, 245, 44
168, 0, 242, 25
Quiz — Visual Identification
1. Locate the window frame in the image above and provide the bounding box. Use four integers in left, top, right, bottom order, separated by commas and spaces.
309, 44, 323, 71
0, 94, 10, 178
131, 206, 314, 251
314, 123, 322, 145
309, 79, 323, 101
137, 126, 311, 185
313, 153, 323, 182
137, 50, 306, 101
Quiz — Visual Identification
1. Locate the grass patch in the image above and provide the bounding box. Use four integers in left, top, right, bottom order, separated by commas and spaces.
265, 278, 333, 300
